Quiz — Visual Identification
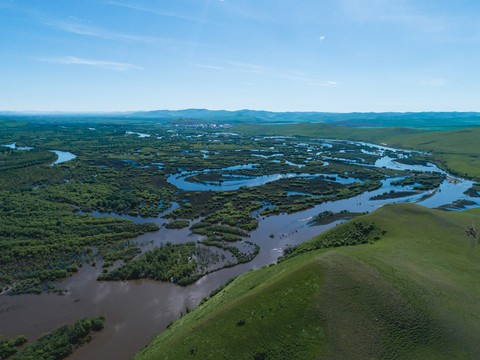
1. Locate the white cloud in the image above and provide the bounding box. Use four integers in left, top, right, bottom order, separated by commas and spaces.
319, 35, 326, 41
39, 56, 144, 71
194, 64, 226, 71
46, 19, 211, 49
309, 81, 338, 87
46, 21, 154, 42
227, 61, 268, 72
193, 59, 338, 87
106, 1, 206, 23
340, 0, 446, 35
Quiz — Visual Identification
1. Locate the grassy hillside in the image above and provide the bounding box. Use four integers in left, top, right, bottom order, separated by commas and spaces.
133, 203, 480, 360
233, 123, 423, 142
384, 127, 480, 179
233, 123, 480, 180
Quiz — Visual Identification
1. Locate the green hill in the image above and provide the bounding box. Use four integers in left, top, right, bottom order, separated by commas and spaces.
134, 203, 480, 360
384, 127, 480, 179
233, 123, 423, 142
232, 123, 480, 179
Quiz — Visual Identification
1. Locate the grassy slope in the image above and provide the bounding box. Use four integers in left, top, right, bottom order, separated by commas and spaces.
233, 123, 480, 179
134, 203, 480, 360
384, 128, 480, 179
233, 123, 423, 142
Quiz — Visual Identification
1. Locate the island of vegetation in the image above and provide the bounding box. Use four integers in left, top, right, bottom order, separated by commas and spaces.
1, 316, 104, 360
2, 115, 480, 359
133, 204, 480, 359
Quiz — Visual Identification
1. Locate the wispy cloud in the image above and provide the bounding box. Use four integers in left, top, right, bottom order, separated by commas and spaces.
340, 0, 447, 35
194, 64, 226, 71
46, 21, 154, 42
227, 61, 268, 72
270, 72, 338, 87
106, 1, 206, 23
309, 81, 338, 87
47, 20, 212, 49
194, 61, 268, 73
39, 56, 143, 71
192, 59, 338, 87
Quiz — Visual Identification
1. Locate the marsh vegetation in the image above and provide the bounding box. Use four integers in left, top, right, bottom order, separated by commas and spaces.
2, 119, 480, 358
1, 120, 478, 294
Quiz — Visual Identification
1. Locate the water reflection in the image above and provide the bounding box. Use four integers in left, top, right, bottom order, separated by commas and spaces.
1, 143, 77, 166
168, 167, 363, 191
2, 142, 33, 150
49, 150, 77, 166
1, 139, 479, 360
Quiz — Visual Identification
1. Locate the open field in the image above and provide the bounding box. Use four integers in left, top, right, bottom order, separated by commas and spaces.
233, 123, 480, 181
384, 128, 480, 179
233, 123, 423, 142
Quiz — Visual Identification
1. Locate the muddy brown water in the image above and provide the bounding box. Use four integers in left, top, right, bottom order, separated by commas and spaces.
2, 140, 480, 359
0, 206, 339, 360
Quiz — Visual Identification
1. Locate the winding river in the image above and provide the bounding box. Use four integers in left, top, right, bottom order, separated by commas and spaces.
49, 150, 77, 166
2, 143, 77, 166
0, 140, 478, 360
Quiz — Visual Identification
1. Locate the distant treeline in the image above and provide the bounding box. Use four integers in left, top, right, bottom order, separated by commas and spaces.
2, 110, 480, 127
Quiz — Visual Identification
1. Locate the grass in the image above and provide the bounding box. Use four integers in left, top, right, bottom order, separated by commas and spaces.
383, 127, 480, 179
233, 123, 423, 142
134, 203, 480, 359
233, 122, 480, 181
135, 249, 327, 360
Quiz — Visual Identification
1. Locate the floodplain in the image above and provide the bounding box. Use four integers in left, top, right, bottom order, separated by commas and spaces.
1, 119, 479, 359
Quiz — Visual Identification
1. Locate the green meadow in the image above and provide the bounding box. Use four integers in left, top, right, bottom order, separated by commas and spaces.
384, 127, 480, 179
233, 122, 480, 180
134, 203, 480, 359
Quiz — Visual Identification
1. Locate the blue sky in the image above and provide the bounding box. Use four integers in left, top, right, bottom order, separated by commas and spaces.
1, 0, 479, 112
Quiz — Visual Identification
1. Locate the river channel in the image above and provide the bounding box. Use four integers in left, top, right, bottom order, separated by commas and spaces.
0, 140, 479, 359
2, 142, 77, 166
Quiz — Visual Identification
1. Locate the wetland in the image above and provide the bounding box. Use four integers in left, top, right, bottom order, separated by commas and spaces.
1, 120, 479, 359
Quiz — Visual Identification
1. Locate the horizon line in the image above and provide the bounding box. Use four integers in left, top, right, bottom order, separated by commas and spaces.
1, 109, 480, 115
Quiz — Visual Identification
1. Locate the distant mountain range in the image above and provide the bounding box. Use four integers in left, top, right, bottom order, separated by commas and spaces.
2, 109, 480, 128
